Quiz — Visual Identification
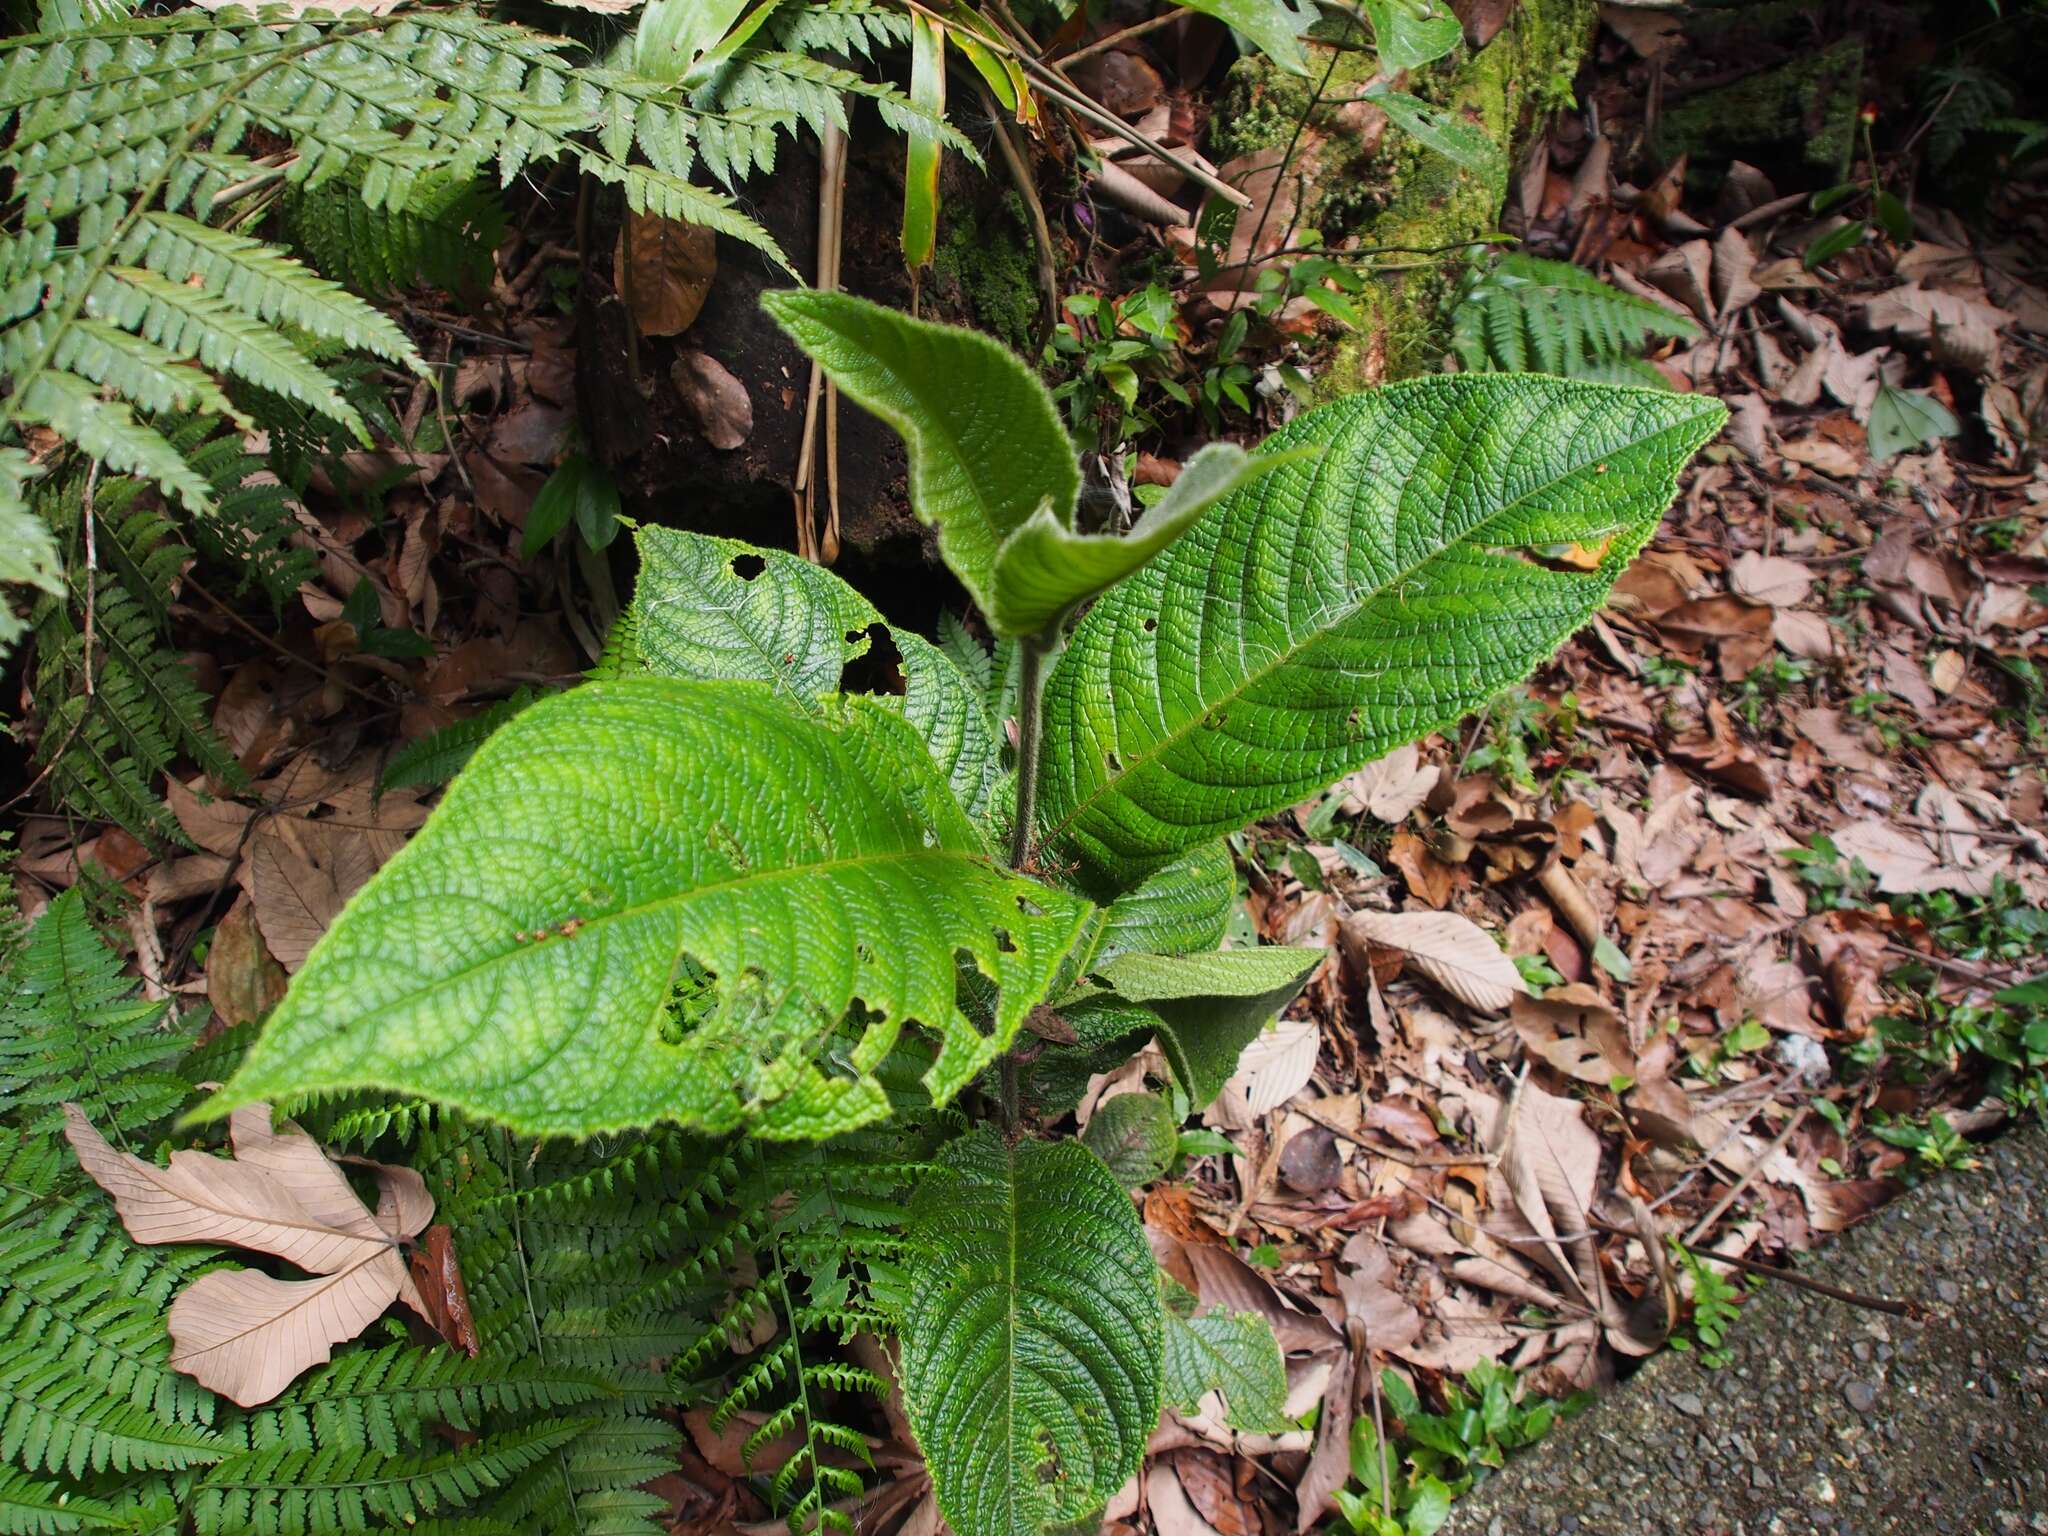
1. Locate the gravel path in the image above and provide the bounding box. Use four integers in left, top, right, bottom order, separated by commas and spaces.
1444, 1124, 2048, 1536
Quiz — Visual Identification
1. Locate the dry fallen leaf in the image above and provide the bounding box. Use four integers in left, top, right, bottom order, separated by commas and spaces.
407, 1223, 481, 1357
672, 350, 754, 451
1343, 910, 1527, 1013
207, 895, 287, 1028
1337, 744, 1440, 824
1219, 1017, 1322, 1119
64, 1102, 434, 1406
1832, 818, 2008, 896
614, 213, 717, 338
1728, 551, 1814, 608
242, 817, 376, 971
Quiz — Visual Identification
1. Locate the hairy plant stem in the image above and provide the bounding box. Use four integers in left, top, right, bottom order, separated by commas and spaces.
1007, 629, 1057, 870
998, 626, 1059, 1134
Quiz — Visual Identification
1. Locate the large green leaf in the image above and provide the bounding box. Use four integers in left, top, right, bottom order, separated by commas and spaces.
1035, 376, 1725, 893
1098, 841, 1238, 960
1081, 1090, 1179, 1187
903, 1128, 1163, 1536
987, 444, 1304, 636
204, 680, 1090, 1139
1173, 0, 1316, 73
761, 290, 1078, 631
614, 528, 1003, 822
894, 626, 1004, 823
1094, 948, 1324, 1108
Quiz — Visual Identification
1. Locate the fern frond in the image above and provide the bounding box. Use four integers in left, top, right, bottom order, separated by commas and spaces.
26, 475, 240, 845
0, 889, 190, 1139
1450, 254, 1698, 383
240, 1346, 619, 1459
285, 173, 505, 299
190, 1416, 595, 1534
1, 6, 787, 520
0, 1363, 223, 1479
0, 1466, 124, 1535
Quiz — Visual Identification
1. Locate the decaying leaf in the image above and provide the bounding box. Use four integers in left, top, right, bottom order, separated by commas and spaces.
1343, 910, 1527, 1013
64, 1102, 435, 1406
1337, 744, 1440, 824
672, 349, 754, 450
614, 213, 718, 337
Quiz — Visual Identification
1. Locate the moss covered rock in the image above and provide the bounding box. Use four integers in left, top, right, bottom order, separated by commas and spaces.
1210, 0, 1597, 391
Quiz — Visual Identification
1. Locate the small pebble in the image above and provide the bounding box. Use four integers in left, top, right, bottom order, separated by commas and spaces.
1671, 1390, 1705, 1417
1843, 1379, 1878, 1413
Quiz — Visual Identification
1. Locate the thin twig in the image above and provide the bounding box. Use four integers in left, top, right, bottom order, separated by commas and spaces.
1058, 9, 1183, 67
1224, 41, 1344, 313
1887, 817, 2039, 846
1294, 1099, 1500, 1168
1685, 1106, 1803, 1246
1882, 944, 2012, 985
80, 463, 98, 698
1588, 1217, 1928, 1320
884, 2, 1250, 210
183, 580, 389, 706
977, 79, 1060, 355
401, 306, 534, 353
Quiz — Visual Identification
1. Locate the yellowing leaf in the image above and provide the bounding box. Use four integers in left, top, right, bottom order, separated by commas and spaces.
63, 1102, 432, 1406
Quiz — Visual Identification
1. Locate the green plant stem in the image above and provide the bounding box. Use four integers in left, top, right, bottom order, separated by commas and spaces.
1008, 629, 1056, 870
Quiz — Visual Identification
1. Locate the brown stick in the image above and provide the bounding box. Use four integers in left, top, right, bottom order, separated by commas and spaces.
1588, 1217, 1929, 1319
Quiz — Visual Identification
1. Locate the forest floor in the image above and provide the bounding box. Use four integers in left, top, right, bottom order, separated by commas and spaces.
10, 3, 2048, 1534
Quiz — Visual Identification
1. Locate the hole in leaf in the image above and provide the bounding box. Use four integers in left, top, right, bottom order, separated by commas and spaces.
1142, 617, 1157, 633
730, 554, 766, 581
1015, 894, 1045, 918
993, 928, 1018, 954
1106, 752, 1122, 773
838, 622, 902, 697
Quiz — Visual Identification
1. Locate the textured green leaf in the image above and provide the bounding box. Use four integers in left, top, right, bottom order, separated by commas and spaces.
206, 679, 1090, 1139
1162, 1283, 1290, 1433
903, 1128, 1163, 1536
614, 528, 1003, 821
1099, 841, 1238, 960
1081, 1090, 1179, 1186
1357, 0, 1462, 70
1368, 88, 1504, 179
761, 290, 1078, 629
1172, 0, 1315, 73
894, 626, 1004, 824
1035, 376, 1725, 893
988, 444, 1306, 636
1095, 948, 1324, 1108
615, 527, 880, 709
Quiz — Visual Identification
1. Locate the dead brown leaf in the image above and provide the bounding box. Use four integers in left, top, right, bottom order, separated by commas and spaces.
672, 350, 754, 451
1728, 552, 1814, 608
206, 896, 287, 1028
407, 1224, 481, 1357
615, 214, 718, 338
1342, 910, 1526, 1014
64, 1102, 433, 1406
1337, 743, 1439, 824
242, 817, 376, 971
